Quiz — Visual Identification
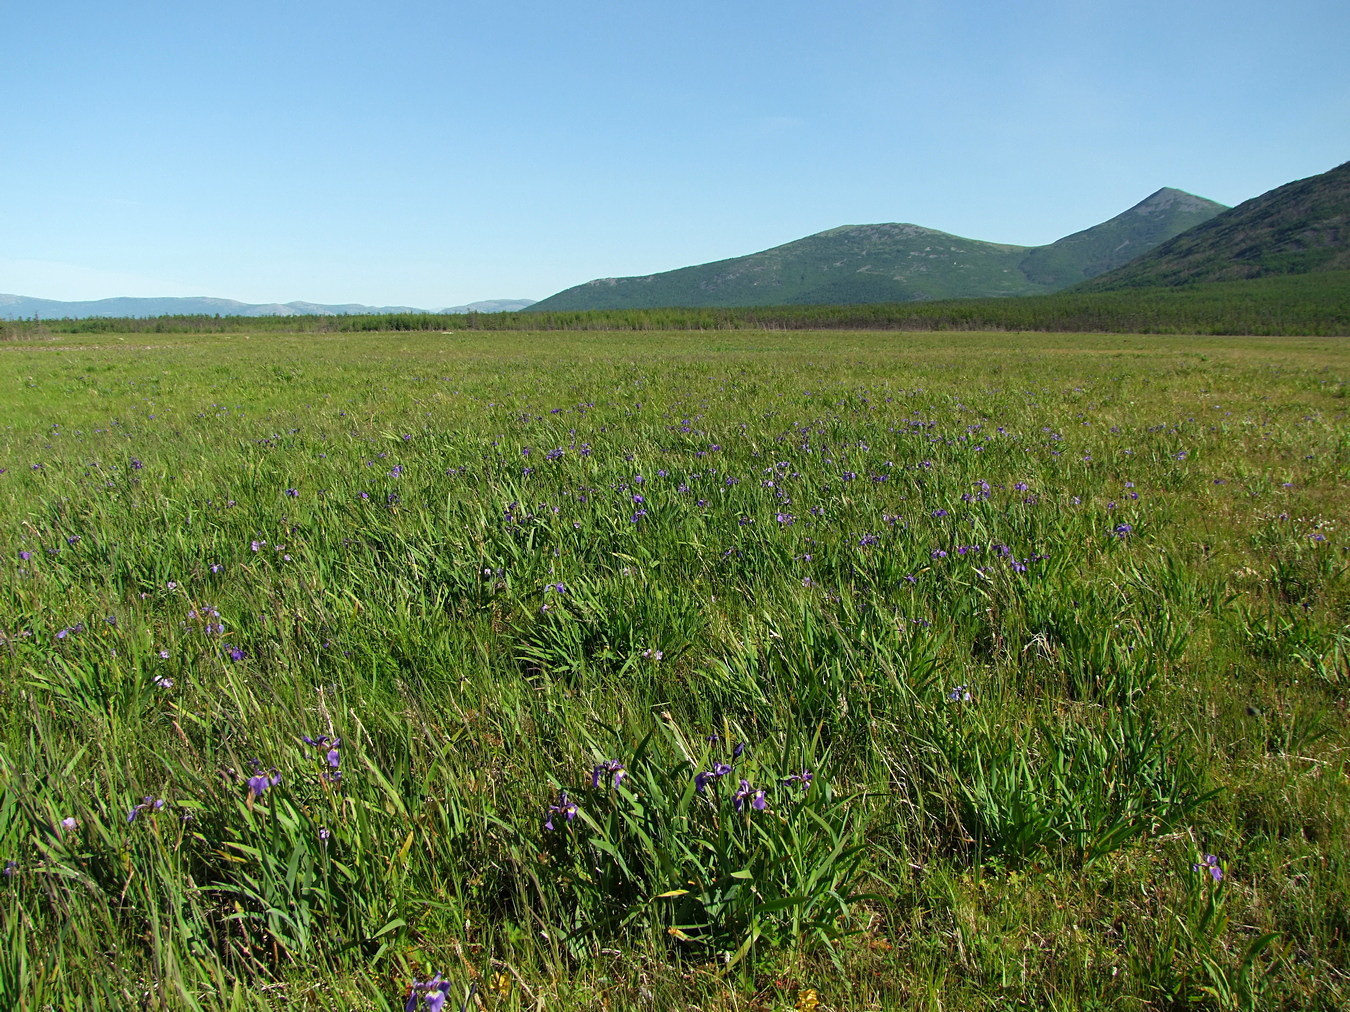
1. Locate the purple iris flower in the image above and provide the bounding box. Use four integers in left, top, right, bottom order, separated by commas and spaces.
733, 780, 768, 812
694, 763, 733, 793
127, 796, 165, 822
405, 975, 453, 1012
782, 770, 814, 791
1193, 854, 1224, 882
303, 735, 342, 782
247, 767, 280, 798
591, 759, 626, 789
544, 791, 577, 830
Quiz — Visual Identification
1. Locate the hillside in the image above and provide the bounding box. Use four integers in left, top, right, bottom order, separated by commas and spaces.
527, 188, 1226, 311
1078, 160, 1350, 291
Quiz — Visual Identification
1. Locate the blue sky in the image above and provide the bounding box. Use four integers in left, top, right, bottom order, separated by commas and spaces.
2, 0, 1346, 308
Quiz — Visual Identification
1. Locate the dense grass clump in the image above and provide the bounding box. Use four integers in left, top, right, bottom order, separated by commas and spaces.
0, 329, 1346, 1010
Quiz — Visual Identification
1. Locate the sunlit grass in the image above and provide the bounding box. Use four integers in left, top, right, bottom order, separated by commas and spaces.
0, 329, 1345, 1010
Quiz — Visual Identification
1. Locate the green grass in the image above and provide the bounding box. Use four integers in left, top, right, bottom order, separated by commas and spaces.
0, 329, 1346, 1010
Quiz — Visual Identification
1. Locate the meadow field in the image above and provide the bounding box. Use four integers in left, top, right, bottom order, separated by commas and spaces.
0, 328, 1345, 1010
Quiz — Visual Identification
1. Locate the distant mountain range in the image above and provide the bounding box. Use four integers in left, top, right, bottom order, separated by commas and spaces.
8, 161, 1346, 321
1076, 161, 1350, 291
0, 295, 536, 321
527, 188, 1228, 311
441, 299, 537, 314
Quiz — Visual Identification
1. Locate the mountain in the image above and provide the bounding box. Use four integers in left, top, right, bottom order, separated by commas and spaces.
439, 299, 537, 313
0, 295, 537, 321
526, 188, 1227, 311
1019, 188, 1226, 288
0, 295, 430, 321
1077, 161, 1350, 291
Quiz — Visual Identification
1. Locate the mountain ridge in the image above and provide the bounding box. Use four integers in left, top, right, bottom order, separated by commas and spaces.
0, 294, 536, 321
526, 188, 1227, 311
1076, 161, 1350, 291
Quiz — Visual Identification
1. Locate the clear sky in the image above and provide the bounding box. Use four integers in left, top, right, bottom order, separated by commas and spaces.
2, 0, 1346, 308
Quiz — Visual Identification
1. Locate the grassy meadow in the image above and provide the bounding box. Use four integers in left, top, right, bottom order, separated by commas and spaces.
0, 328, 1346, 1010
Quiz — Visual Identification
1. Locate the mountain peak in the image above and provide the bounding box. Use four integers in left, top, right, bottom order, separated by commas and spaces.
1130, 187, 1227, 216
529, 188, 1228, 311
1079, 160, 1350, 290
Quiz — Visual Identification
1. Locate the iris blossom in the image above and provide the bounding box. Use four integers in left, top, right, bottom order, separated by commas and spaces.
544, 791, 577, 830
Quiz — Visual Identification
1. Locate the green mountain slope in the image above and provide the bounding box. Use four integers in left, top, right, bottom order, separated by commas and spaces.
1021, 188, 1227, 287
528, 188, 1226, 311
1078, 161, 1350, 291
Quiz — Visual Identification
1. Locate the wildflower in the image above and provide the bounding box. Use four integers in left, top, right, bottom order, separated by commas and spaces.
695, 763, 733, 793
405, 975, 453, 1012
1193, 853, 1224, 882
285, 488, 299, 497
127, 796, 165, 822
591, 759, 626, 789
948, 685, 972, 702
733, 779, 768, 812
544, 791, 577, 830
782, 769, 813, 790
18, 551, 31, 561
153, 675, 174, 688
1113, 523, 1134, 537
3, 861, 15, 877
59, 817, 78, 832
247, 767, 280, 799
304, 735, 342, 782
732, 741, 746, 759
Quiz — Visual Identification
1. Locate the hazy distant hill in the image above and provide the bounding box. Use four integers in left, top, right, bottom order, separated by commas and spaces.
1077, 161, 1350, 291
439, 299, 537, 313
0, 295, 536, 321
527, 188, 1226, 311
